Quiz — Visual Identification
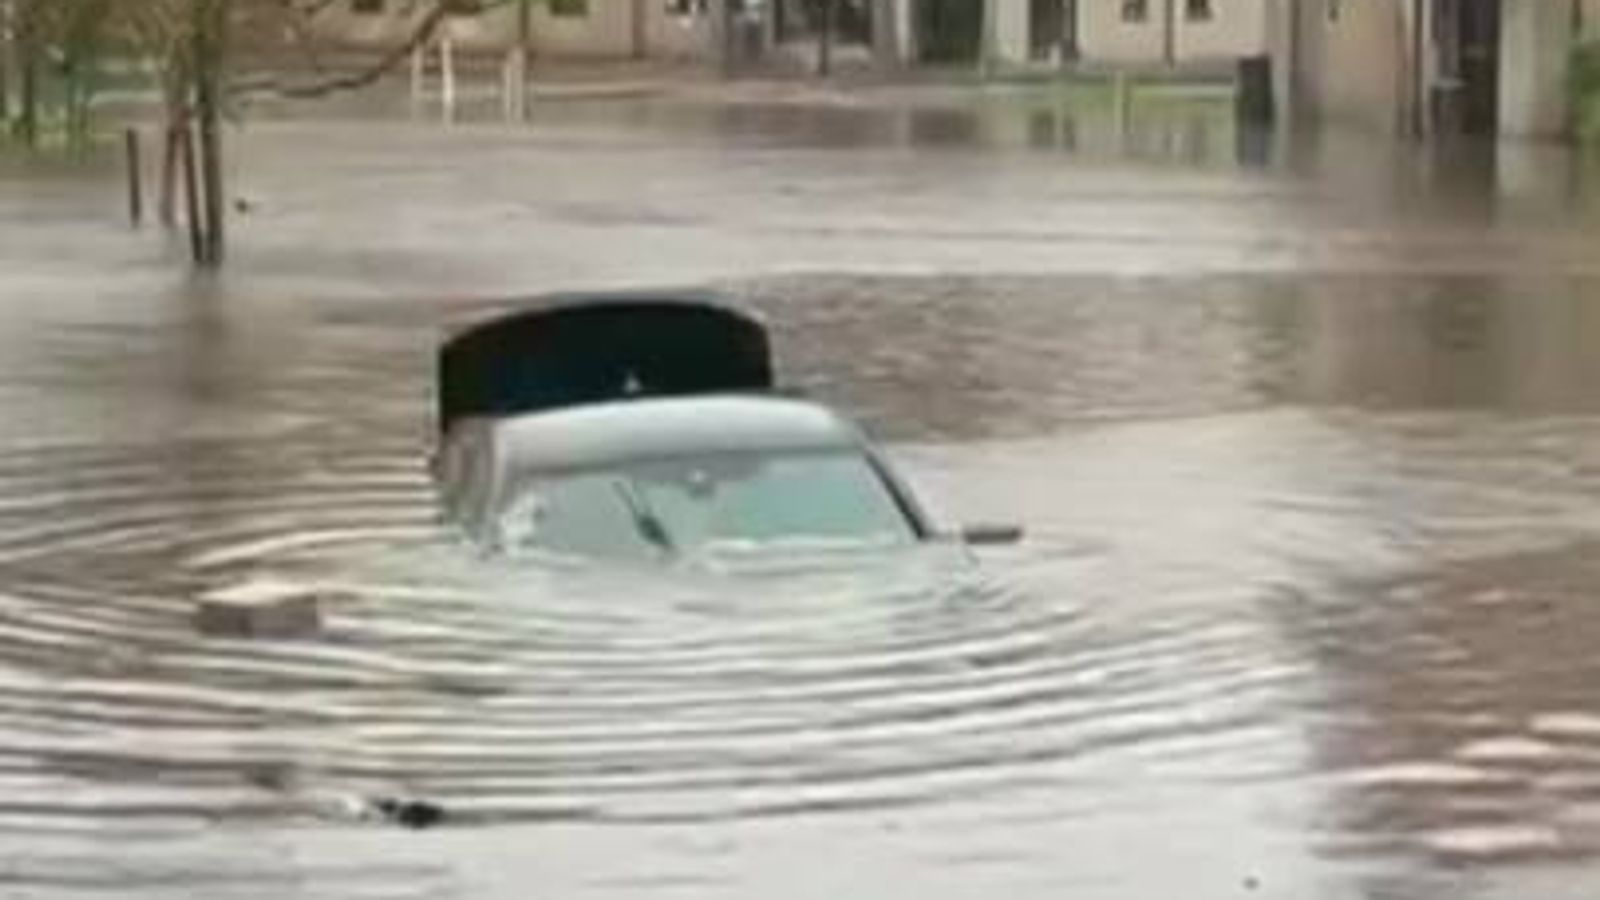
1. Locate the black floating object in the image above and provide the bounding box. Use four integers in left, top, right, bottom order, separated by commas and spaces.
372, 796, 447, 829
438, 294, 774, 435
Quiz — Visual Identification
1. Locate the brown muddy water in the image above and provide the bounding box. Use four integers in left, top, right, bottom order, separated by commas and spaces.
4, 87, 1600, 898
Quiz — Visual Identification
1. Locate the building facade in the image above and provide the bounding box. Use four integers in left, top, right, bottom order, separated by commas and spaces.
895, 0, 1270, 68
306, 0, 1600, 141
1071, 0, 1267, 66
1283, 0, 1600, 139
306, 0, 1271, 69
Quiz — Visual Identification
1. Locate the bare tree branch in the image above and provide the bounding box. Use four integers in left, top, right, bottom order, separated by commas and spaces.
230, 0, 514, 99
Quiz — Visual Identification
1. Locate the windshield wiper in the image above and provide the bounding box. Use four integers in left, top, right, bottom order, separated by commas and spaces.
612, 481, 675, 555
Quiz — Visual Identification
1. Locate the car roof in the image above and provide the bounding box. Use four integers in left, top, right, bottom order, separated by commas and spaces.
475, 395, 867, 473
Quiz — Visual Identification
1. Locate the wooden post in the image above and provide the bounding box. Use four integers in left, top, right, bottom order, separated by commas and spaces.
440, 33, 456, 123
501, 52, 513, 120
125, 128, 143, 227
1114, 70, 1132, 147
505, 44, 527, 122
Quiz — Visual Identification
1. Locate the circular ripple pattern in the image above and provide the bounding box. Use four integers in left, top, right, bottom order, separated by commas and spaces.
0, 424, 1298, 831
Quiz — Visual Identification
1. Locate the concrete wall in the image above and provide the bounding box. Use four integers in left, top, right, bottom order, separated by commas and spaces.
1077, 0, 1267, 64
1295, 0, 1409, 132
1263, 0, 1298, 119
1286, 0, 1600, 140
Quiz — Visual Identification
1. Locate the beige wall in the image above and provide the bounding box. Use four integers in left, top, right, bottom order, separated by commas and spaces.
531, 1, 636, 57
1297, 0, 1409, 132
1079, 0, 1165, 62
1174, 0, 1266, 60
646, 7, 714, 60
1078, 0, 1267, 64
1289, 0, 1600, 140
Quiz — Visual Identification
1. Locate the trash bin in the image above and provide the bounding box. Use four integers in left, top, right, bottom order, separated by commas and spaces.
738, 15, 763, 65
1236, 54, 1274, 126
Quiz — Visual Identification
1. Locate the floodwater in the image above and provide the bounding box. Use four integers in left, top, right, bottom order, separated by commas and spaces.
6, 83, 1600, 898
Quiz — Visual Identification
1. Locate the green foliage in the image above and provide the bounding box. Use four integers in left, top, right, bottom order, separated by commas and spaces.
3, 0, 122, 148
1569, 39, 1600, 144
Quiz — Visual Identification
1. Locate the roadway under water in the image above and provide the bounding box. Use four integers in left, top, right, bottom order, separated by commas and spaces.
3, 84, 1600, 898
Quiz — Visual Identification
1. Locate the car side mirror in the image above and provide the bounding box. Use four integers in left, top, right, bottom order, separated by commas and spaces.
959, 523, 1024, 546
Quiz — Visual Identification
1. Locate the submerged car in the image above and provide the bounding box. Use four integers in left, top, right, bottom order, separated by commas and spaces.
433, 297, 1017, 566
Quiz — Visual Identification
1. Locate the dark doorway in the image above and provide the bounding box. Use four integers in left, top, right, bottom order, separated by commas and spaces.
1457, 0, 1500, 134
918, 0, 982, 63
1433, 0, 1501, 135
1029, 0, 1070, 60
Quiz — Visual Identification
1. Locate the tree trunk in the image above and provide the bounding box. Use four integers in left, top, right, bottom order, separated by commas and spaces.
181, 118, 204, 263
16, 0, 35, 146
0, 0, 11, 123
160, 102, 183, 228
193, 0, 229, 266
819, 0, 835, 76
158, 57, 189, 229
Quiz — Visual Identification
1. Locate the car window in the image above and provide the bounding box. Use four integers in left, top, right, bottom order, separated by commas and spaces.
493, 450, 915, 561
497, 472, 668, 562
635, 452, 914, 548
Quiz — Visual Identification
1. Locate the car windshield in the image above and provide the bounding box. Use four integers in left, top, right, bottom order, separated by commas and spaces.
492, 449, 918, 561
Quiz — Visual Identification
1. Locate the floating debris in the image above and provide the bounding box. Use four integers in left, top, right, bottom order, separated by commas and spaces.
193, 576, 324, 639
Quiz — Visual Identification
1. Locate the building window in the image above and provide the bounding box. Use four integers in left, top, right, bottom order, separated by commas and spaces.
551, 0, 588, 16
666, 0, 708, 15
351, 0, 384, 13
1185, 0, 1211, 21
1121, 0, 1147, 23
